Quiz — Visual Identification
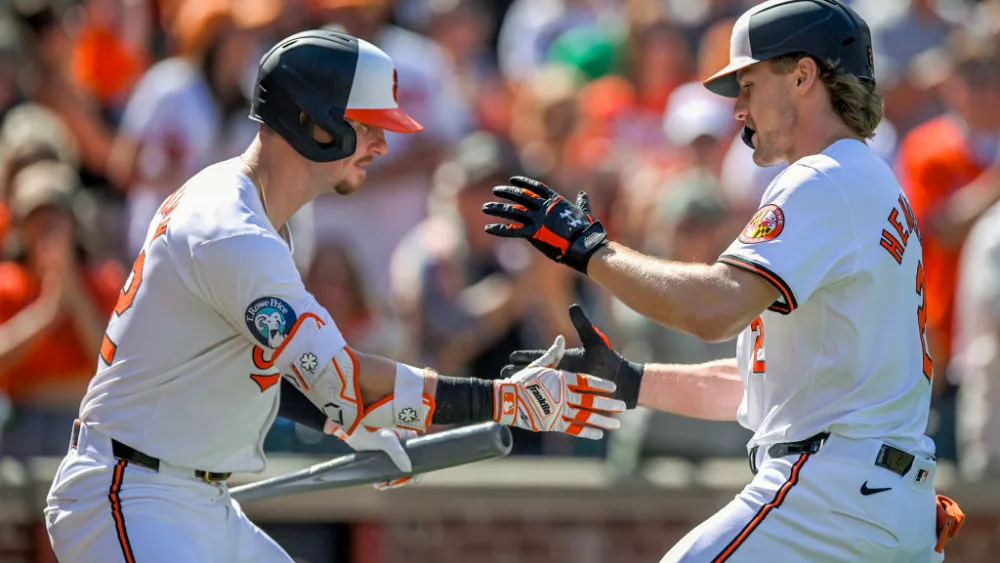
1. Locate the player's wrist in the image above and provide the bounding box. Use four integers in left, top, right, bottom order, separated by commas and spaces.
430, 376, 495, 425
618, 360, 646, 409
565, 223, 609, 274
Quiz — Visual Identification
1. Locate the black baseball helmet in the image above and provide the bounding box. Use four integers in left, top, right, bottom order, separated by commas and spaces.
250, 29, 422, 163
703, 0, 875, 98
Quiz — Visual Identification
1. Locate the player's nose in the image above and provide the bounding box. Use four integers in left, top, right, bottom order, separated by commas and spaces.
368, 128, 388, 156
733, 97, 749, 122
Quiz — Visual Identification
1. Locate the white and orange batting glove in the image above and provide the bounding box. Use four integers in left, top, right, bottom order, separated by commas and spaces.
325, 419, 422, 490
493, 336, 625, 439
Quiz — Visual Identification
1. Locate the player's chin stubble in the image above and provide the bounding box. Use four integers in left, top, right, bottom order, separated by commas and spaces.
332, 157, 372, 195
753, 107, 797, 166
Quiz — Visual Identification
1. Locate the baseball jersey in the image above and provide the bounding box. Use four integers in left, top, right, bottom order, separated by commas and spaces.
79, 158, 346, 474
718, 139, 936, 458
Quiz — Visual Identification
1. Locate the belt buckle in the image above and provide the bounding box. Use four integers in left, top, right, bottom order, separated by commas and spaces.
200, 471, 230, 484
805, 433, 829, 454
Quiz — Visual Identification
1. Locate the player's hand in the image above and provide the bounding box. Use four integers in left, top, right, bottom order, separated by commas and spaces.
493, 335, 625, 439
325, 422, 423, 490
482, 176, 609, 274
501, 304, 645, 409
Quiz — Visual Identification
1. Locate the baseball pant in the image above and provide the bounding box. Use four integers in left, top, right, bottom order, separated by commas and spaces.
45, 422, 293, 563
661, 434, 943, 563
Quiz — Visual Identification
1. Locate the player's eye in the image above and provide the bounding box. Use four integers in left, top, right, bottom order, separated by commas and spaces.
348, 119, 371, 136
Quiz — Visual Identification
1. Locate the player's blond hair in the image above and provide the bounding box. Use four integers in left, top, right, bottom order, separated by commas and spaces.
769, 53, 883, 140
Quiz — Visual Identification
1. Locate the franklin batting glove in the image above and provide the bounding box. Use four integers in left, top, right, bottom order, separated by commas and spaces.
501, 304, 645, 409
482, 176, 609, 274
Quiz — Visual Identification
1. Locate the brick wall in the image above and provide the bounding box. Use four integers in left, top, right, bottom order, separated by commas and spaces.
352, 514, 995, 563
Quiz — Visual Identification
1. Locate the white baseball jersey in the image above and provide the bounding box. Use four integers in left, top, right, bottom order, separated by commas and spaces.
79, 158, 345, 474
718, 139, 936, 458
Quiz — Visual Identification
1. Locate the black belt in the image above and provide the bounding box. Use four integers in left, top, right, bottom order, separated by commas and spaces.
71, 420, 232, 484
748, 432, 914, 476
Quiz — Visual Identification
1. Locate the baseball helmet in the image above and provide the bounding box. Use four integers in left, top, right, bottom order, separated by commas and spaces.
703, 0, 875, 98
249, 29, 422, 163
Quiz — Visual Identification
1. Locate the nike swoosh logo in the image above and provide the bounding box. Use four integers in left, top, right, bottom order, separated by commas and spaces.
860, 481, 892, 496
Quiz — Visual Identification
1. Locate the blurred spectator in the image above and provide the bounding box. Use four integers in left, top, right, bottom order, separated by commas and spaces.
509, 65, 583, 183
390, 132, 531, 376
0, 14, 32, 123
107, 0, 280, 259
0, 160, 122, 459
497, 0, 618, 84
896, 29, 1000, 460
552, 18, 693, 161
617, 19, 693, 147
68, 0, 152, 115
389, 132, 567, 454
306, 240, 409, 359
864, 0, 956, 135
611, 81, 735, 251
421, 0, 512, 135
14, 0, 120, 188
659, 0, 745, 50
953, 198, 1000, 482
0, 103, 81, 253
311, 0, 472, 296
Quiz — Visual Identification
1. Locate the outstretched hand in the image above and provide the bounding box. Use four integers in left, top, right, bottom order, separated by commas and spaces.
501, 304, 645, 409
481, 176, 609, 274
493, 335, 626, 439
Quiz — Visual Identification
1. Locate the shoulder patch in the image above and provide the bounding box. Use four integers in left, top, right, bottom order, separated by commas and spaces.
739, 204, 785, 244
245, 297, 297, 349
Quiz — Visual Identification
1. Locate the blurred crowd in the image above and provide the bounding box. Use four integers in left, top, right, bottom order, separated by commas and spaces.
0, 0, 999, 481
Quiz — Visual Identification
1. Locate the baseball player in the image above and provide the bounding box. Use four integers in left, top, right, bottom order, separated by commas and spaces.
486, 1, 966, 561
44, 29, 625, 563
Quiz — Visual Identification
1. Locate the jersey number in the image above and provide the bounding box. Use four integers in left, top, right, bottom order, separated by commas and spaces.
915, 260, 933, 382
100, 250, 147, 365
99, 189, 185, 365
750, 317, 766, 374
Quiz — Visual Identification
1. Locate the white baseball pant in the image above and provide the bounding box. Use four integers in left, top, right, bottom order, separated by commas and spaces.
661, 434, 944, 563
44, 422, 293, 563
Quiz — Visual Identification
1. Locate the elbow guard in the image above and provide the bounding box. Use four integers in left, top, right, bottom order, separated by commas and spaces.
273, 313, 435, 436
273, 313, 365, 434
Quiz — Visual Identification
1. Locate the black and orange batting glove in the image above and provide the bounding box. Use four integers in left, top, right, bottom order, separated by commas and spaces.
482, 176, 609, 274
501, 304, 645, 409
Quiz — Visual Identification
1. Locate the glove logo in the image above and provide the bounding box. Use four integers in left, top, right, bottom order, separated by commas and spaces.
299, 352, 318, 373
560, 209, 582, 227
398, 408, 419, 423
502, 391, 516, 415
526, 383, 552, 415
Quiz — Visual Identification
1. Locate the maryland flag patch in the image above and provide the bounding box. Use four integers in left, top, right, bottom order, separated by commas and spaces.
739, 204, 784, 244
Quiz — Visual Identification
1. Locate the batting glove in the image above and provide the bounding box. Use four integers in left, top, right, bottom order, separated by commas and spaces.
326, 420, 422, 490
501, 304, 645, 409
493, 335, 626, 439
482, 176, 609, 274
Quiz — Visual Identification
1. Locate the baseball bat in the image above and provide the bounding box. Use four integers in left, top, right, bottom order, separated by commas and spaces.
230, 422, 512, 502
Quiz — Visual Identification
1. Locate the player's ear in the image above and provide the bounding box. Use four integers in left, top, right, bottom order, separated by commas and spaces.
794, 56, 819, 93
